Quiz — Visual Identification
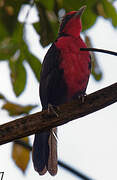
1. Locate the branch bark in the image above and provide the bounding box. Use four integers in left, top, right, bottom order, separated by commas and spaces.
0, 82, 117, 145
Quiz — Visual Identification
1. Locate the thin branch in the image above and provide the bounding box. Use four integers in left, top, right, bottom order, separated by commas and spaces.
0, 82, 117, 145
80, 48, 117, 56
58, 160, 93, 180
14, 139, 93, 180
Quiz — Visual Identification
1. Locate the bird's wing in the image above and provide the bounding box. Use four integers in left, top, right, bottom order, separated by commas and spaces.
40, 43, 67, 109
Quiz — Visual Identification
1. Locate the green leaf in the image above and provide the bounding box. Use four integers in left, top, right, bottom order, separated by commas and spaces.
38, 0, 54, 10
63, 0, 80, 10
63, 0, 81, 10
102, 0, 117, 27
0, 22, 8, 42
35, 3, 56, 47
24, 51, 42, 82
0, 38, 18, 60
9, 56, 27, 97
0, 22, 41, 95
82, 5, 97, 31
0, 22, 23, 61
20, 36, 42, 81
0, 0, 27, 35
16, 24, 42, 82
82, 11, 97, 31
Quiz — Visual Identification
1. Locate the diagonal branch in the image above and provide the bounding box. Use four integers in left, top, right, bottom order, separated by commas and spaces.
0, 82, 117, 145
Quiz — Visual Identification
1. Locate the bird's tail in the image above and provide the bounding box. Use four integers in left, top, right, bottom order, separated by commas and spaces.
32, 128, 57, 175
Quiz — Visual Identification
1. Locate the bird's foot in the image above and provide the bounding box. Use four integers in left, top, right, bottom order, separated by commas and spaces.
48, 104, 59, 118
78, 93, 87, 103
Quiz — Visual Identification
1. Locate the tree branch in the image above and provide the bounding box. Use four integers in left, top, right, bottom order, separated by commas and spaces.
0, 82, 117, 145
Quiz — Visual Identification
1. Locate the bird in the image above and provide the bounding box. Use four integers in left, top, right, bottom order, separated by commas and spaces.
32, 5, 91, 176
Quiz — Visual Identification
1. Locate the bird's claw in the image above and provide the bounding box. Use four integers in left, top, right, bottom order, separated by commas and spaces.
48, 104, 59, 117
78, 93, 87, 103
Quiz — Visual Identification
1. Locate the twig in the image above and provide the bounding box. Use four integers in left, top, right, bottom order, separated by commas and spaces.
0, 82, 117, 145
80, 48, 117, 56
58, 160, 93, 180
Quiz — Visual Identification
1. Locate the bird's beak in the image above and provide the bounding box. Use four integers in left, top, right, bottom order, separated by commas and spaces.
75, 5, 86, 17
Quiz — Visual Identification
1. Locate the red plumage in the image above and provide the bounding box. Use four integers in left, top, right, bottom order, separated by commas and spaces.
56, 36, 90, 98
32, 6, 91, 176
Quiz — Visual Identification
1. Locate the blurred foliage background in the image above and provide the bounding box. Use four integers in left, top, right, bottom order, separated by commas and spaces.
0, 0, 117, 174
